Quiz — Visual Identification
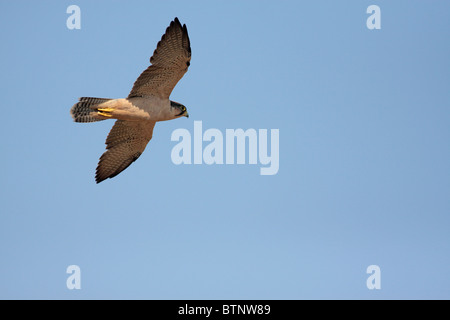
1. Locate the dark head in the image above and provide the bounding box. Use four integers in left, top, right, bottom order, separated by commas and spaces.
170, 101, 189, 118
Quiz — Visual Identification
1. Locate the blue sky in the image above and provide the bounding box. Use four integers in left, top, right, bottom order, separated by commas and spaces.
0, 1, 449, 299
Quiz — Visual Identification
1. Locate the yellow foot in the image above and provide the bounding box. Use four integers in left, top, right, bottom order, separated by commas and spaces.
97, 107, 114, 117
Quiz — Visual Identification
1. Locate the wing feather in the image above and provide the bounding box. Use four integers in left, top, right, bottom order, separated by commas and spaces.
95, 120, 156, 183
128, 17, 191, 99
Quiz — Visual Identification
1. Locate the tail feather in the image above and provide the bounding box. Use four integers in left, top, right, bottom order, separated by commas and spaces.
70, 97, 112, 123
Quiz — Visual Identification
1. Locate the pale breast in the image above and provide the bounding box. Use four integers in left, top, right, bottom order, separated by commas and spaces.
126, 96, 172, 121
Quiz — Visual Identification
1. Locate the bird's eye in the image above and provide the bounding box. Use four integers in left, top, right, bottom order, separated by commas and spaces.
181, 106, 186, 111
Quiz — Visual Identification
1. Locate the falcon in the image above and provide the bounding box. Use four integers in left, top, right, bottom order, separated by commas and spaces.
70, 17, 191, 183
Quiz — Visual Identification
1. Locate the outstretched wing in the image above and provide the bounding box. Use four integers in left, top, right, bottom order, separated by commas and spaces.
128, 17, 191, 99
96, 120, 156, 183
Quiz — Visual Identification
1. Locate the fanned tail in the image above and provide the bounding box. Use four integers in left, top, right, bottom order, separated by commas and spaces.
70, 97, 112, 123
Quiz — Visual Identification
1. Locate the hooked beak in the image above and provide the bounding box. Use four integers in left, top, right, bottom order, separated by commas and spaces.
176, 110, 189, 118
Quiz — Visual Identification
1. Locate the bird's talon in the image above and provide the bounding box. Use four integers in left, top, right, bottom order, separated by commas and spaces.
98, 107, 114, 112
98, 111, 112, 117
97, 107, 114, 117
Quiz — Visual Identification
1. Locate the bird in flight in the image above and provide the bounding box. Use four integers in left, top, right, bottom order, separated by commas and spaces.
70, 17, 191, 183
